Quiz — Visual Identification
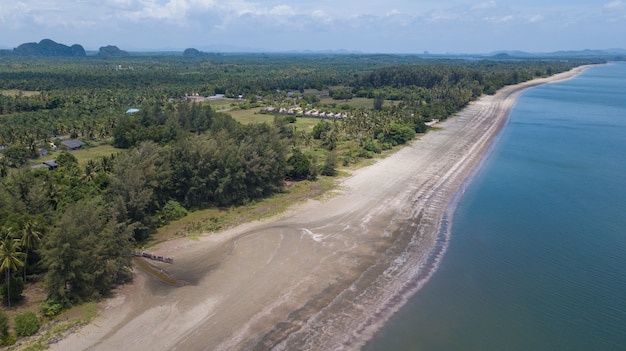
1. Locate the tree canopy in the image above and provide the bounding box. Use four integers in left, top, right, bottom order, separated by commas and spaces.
0, 53, 607, 310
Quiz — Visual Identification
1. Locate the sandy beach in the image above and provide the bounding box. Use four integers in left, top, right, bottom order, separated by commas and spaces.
49, 66, 590, 351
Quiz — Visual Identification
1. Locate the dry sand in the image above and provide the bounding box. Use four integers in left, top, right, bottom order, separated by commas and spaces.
49, 66, 590, 351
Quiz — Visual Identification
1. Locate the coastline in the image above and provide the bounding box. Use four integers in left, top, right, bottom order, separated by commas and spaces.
49, 65, 592, 351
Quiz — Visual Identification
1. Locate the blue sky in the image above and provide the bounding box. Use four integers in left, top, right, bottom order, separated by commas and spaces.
1, 0, 625, 53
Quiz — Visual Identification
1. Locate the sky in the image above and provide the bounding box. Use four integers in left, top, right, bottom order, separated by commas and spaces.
1, 0, 625, 53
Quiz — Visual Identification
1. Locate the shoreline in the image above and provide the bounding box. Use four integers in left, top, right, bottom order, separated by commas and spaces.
49, 65, 593, 351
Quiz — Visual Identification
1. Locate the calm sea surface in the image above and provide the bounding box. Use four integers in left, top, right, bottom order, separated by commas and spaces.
364, 62, 626, 351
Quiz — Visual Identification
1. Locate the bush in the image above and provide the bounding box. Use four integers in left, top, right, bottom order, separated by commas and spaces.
0, 334, 15, 346
363, 140, 382, 154
14, 312, 40, 337
14, 311, 40, 337
312, 121, 331, 139
40, 299, 64, 318
358, 149, 374, 159
158, 200, 188, 223
0, 310, 8, 338
387, 123, 415, 145
342, 156, 351, 167
320, 152, 337, 176
287, 149, 315, 180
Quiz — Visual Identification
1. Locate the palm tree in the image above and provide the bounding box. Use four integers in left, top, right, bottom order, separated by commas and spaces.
0, 157, 8, 178
20, 220, 41, 281
0, 230, 25, 307
299, 130, 313, 149
81, 160, 99, 184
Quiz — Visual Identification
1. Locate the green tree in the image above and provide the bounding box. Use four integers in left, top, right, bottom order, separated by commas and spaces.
0, 230, 25, 307
321, 130, 339, 151
109, 142, 169, 241
42, 199, 130, 302
320, 152, 337, 176
287, 149, 315, 180
88, 217, 133, 297
56, 150, 78, 167
0, 158, 8, 178
312, 121, 331, 140
19, 219, 41, 281
2, 145, 30, 168
380, 123, 415, 145
373, 95, 384, 111
299, 130, 313, 149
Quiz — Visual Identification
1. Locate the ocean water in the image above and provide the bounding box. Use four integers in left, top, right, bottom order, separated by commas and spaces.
364, 62, 626, 351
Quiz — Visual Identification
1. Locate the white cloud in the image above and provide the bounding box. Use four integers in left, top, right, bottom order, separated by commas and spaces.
0, 0, 625, 53
311, 10, 325, 18
487, 14, 514, 23
472, 1, 496, 10
106, 0, 135, 9
269, 5, 294, 16
427, 11, 458, 23
604, 0, 623, 9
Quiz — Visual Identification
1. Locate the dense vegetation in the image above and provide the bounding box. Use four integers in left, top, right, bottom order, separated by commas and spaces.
0, 53, 605, 338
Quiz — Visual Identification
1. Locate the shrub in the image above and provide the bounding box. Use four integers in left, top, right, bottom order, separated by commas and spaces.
0, 334, 15, 346
379, 123, 415, 145
320, 152, 337, 176
14, 311, 40, 337
287, 149, 315, 180
158, 200, 188, 223
40, 299, 64, 318
358, 149, 374, 159
0, 310, 8, 338
312, 121, 331, 139
342, 156, 351, 166
363, 140, 382, 154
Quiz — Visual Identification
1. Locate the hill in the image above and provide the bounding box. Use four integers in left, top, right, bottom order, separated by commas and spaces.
97, 45, 130, 58
11, 39, 86, 57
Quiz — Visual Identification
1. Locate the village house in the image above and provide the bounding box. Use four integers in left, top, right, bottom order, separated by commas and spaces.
61, 139, 86, 150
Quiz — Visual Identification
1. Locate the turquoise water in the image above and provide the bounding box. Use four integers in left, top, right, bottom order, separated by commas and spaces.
364, 62, 626, 351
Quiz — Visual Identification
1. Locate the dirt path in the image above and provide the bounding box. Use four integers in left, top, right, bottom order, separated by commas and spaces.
49, 67, 590, 351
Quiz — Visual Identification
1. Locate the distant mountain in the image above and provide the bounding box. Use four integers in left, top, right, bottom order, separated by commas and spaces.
8, 39, 86, 57
183, 48, 207, 57
550, 49, 626, 57
488, 49, 626, 59
97, 45, 130, 58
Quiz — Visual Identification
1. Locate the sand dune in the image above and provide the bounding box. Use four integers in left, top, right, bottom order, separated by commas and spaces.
50, 66, 589, 351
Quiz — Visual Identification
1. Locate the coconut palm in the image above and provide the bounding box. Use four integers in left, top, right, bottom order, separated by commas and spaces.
0, 157, 8, 178
81, 160, 99, 184
0, 230, 25, 307
20, 220, 41, 281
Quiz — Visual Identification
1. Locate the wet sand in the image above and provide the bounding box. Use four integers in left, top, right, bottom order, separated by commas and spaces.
50, 66, 590, 351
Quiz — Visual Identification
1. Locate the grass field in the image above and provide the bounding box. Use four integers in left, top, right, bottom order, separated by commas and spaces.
69, 144, 119, 165
228, 108, 320, 131
0, 89, 41, 97
208, 99, 237, 110
150, 177, 335, 244
28, 142, 119, 168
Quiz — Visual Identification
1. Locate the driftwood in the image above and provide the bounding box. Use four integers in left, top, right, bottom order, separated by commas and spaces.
132, 251, 174, 264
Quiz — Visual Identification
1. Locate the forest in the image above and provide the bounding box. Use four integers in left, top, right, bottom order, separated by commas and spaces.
0, 52, 605, 344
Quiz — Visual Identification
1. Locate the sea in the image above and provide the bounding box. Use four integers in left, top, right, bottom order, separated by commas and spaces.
363, 62, 626, 351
